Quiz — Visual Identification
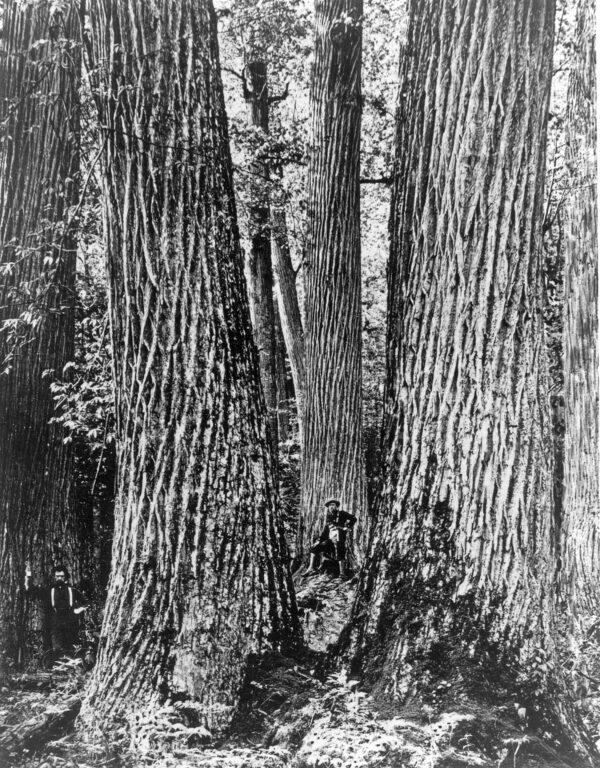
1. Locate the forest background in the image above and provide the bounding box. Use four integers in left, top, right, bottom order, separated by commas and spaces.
0, 0, 598, 766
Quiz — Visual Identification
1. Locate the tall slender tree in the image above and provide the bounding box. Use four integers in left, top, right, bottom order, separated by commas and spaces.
244, 60, 280, 449
221, 0, 308, 442
562, 0, 598, 612
271, 183, 305, 434
349, 0, 588, 752
0, 0, 80, 663
81, 0, 298, 735
273, 299, 291, 442
301, 0, 366, 558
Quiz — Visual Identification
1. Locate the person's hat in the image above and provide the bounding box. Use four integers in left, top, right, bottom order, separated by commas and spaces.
325, 498, 340, 506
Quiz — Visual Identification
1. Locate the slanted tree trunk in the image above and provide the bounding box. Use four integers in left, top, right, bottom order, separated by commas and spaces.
349, 0, 589, 754
301, 0, 366, 559
563, 0, 598, 613
0, 0, 80, 664
271, 181, 305, 436
81, 0, 298, 736
244, 60, 280, 450
273, 300, 291, 442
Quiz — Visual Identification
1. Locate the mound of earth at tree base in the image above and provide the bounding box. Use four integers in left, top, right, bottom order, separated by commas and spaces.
213, 647, 595, 768
294, 569, 358, 653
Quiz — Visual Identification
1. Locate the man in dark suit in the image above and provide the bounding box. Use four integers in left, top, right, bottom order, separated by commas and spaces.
25, 563, 87, 662
305, 498, 356, 579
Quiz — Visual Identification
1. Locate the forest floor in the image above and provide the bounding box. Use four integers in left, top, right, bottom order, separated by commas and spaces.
1, 573, 599, 768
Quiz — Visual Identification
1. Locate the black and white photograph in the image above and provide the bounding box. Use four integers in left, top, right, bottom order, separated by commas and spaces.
0, 0, 598, 765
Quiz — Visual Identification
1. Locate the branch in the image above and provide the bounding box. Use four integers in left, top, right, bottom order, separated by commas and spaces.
222, 66, 246, 82
360, 176, 392, 185
269, 82, 290, 104
574, 668, 600, 687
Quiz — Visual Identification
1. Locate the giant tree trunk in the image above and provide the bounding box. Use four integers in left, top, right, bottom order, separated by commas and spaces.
349, 0, 587, 750
301, 0, 366, 559
0, 0, 80, 664
562, 0, 598, 613
81, 0, 298, 737
244, 60, 280, 450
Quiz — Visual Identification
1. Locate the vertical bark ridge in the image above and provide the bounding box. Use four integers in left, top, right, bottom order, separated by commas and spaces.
563, 0, 598, 612
301, 0, 366, 558
82, 0, 298, 736
353, 0, 558, 698
0, 0, 80, 662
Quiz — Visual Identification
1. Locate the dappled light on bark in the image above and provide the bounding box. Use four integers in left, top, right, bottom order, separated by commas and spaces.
562, 0, 599, 614
80, 0, 298, 737
347, 0, 594, 760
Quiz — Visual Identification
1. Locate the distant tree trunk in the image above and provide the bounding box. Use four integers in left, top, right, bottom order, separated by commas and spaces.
82, 0, 298, 736
271, 180, 305, 435
243, 61, 299, 447
301, 0, 366, 559
244, 60, 280, 450
271, 185, 305, 399
0, 0, 80, 664
273, 300, 291, 442
349, 0, 587, 752
563, 0, 598, 612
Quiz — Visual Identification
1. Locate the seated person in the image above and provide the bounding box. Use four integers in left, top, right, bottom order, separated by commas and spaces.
305, 497, 357, 579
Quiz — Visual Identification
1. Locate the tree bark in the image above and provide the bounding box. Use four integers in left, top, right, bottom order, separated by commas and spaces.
0, 0, 80, 664
244, 60, 280, 451
562, 0, 598, 613
349, 0, 586, 750
301, 0, 366, 559
81, 0, 298, 737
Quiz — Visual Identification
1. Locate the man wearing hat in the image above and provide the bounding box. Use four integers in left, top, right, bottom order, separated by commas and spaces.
305, 498, 356, 579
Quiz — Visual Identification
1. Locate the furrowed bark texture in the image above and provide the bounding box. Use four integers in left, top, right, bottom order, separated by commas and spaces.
244, 60, 279, 450
301, 0, 366, 558
82, 0, 298, 735
0, 1, 79, 662
353, 0, 559, 700
563, 0, 599, 612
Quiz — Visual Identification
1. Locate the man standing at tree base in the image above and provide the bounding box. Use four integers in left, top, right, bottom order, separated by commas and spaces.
25, 564, 87, 663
